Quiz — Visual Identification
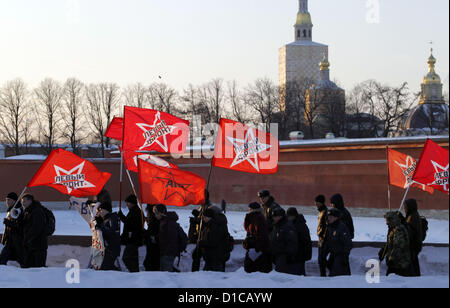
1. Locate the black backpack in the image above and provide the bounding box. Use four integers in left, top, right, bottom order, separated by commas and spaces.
420, 216, 429, 242
176, 223, 188, 254
41, 205, 56, 236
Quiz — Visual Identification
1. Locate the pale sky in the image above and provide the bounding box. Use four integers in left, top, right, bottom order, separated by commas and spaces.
0, 0, 449, 94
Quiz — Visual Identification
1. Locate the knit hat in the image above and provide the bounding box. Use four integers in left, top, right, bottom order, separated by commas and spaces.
6, 192, 18, 201
98, 202, 113, 213
248, 202, 261, 210
125, 194, 138, 205
203, 208, 216, 218
287, 207, 299, 217
272, 207, 286, 218
258, 190, 270, 198
154, 204, 167, 215
327, 208, 341, 218
315, 195, 325, 204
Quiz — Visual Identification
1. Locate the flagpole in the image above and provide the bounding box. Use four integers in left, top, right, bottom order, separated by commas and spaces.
125, 168, 145, 230
386, 145, 392, 211
119, 150, 124, 212
399, 185, 411, 212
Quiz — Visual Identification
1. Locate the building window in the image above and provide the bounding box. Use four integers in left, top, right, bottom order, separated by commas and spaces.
297, 30, 300, 39
303, 30, 307, 37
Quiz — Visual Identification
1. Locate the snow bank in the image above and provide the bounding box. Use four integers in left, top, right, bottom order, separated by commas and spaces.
1, 209, 448, 243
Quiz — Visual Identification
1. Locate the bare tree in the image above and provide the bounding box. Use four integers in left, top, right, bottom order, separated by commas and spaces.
61, 78, 85, 152
123, 83, 148, 108
34, 78, 63, 153
148, 83, 178, 114
0, 79, 29, 154
244, 78, 279, 131
206, 78, 225, 124
284, 78, 315, 134
227, 80, 251, 123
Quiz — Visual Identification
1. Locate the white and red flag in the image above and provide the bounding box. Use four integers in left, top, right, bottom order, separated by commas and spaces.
412, 139, 449, 195
28, 149, 111, 197
122, 106, 189, 154
212, 118, 279, 174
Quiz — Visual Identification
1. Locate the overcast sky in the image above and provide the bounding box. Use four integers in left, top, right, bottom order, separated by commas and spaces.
0, 0, 448, 93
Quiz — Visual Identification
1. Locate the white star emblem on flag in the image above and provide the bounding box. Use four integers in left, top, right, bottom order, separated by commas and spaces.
53, 162, 95, 194
136, 111, 176, 152
429, 161, 449, 192
227, 129, 271, 172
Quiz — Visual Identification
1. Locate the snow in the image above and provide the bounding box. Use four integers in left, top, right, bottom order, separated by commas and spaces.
0, 245, 448, 288
4, 154, 48, 160
1, 208, 448, 244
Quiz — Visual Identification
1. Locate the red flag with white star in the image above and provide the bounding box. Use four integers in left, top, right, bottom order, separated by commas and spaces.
138, 159, 205, 206
123, 106, 190, 154
28, 149, 111, 197
123, 149, 178, 173
412, 139, 449, 195
212, 118, 279, 174
387, 148, 434, 194
105, 117, 124, 141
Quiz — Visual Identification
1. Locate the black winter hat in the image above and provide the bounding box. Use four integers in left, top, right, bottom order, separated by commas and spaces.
154, 204, 167, 215
248, 202, 261, 210
330, 194, 344, 210
125, 194, 138, 205
287, 207, 299, 217
327, 208, 341, 218
258, 190, 270, 198
192, 209, 200, 217
6, 192, 18, 201
98, 202, 113, 213
203, 208, 216, 218
272, 207, 286, 218
315, 195, 325, 204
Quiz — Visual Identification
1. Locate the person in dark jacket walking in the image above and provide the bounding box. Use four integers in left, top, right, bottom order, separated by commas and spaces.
21, 194, 48, 268
269, 208, 299, 275
379, 211, 413, 277
404, 199, 424, 277
243, 202, 272, 274
118, 194, 143, 273
198, 208, 229, 272
154, 204, 179, 272
330, 194, 354, 240
188, 209, 201, 244
287, 207, 312, 276
1, 192, 25, 267
258, 190, 282, 233
315, 195, 328, 277
324, 208, 352, 277
95, 200, 121, 271
143, 205, 160, 271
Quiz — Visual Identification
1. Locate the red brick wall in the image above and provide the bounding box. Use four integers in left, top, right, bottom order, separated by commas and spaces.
0, 139, 448, 210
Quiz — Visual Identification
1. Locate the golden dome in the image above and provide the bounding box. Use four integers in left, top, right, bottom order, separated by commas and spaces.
296, 12, 312, 25
423, 50, 441, 85
319, 52, 330, 71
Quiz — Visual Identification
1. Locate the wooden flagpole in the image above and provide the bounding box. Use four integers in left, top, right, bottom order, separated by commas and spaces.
386, 145, 392, 211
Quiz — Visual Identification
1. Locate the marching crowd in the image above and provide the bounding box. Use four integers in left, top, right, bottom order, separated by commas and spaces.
1, 189, 427, 278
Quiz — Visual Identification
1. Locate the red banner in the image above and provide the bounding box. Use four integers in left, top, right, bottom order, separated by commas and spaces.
105, 117, 124, 141
123, 106, 189, 154
28, 149, 111, 197
212, 118, 279, 174
138, 159, 205, 206
387, 148, 434, 194
123, 150, 178, 173
412, 139, 449, 195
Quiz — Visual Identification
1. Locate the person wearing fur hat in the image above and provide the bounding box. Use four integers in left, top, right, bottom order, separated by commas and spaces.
324, 208, 352, 277
198, 207, 230, 272
118, 194, 143, 273
243, 202, 272, 273
269, 207, 299, 275
0, 192, 25, 267
258, 190, 282, 233
95, 199, 121, 271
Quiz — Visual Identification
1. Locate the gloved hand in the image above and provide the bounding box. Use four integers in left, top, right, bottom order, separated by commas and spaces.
95, 216, 104, 226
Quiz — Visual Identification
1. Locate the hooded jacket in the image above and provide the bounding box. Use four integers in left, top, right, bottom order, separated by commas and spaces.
159, 212, 180, 257
330, 194, 355, 239
404, 201, 424, 254
199, 212, 229, 263
382, 212, 412, 270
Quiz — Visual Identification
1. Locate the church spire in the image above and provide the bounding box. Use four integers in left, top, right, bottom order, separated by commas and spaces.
295, 0, 313, 41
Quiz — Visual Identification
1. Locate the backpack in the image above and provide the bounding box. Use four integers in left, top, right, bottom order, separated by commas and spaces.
41, 206, 56, 236
176, 223, 188, 254
420, 216, 428, 242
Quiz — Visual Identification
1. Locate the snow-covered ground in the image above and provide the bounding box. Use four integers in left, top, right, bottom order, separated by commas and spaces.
0, 245, 448, 288
1, 208, 448, 243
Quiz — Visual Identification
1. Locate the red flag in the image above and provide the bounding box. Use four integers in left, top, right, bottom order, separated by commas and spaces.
412, 139, 449, 195
123, 150, 178, 173
387, 148, 434, 194
212, 118, 279, 174
28, 149, 111, 197
123, 106, 189, 154
105, 117, 124, 141
138, 159, 205, 206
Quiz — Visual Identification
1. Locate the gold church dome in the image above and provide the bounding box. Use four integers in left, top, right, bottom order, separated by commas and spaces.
423, 51, 441, 85
296, 12, 312, 25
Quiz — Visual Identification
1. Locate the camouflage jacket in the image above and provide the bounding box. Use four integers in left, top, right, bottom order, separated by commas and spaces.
384, 222, 412, 270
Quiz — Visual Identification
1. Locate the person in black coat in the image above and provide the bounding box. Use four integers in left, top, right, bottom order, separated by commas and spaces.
143, 205, 160, 271
95, 200, 121, 271
1, 192, 25, 267
324, 208, 352, 277
269, 208, 299, 275
330, 194, 355, 240
21, 194, 48, 268
118, 194, 143, 273
154, 204, 180, 272
287, 207, 312, 276
404, 199, 424, 277
258, 190, 282, 233
198, 208, 229, 272
243, 202, 272, 274
315, 195, 328, 277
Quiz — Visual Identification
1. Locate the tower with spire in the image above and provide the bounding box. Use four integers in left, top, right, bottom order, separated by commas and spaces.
279, 0, 329, 112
